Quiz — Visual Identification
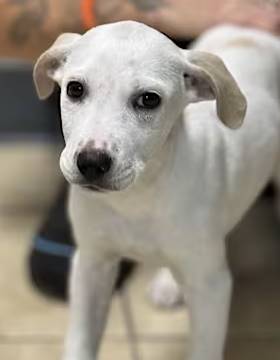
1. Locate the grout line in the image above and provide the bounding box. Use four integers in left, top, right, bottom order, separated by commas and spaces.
134, 332, 280, 342
0, 335, 63, 345
1, 332, 280, 346
229, 331, 280, 340
0, 334, 127, 345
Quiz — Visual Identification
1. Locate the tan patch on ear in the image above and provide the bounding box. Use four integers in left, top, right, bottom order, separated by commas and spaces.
187, 51, 247, 129
33, 32, 81, 100
224, 37, 259, 49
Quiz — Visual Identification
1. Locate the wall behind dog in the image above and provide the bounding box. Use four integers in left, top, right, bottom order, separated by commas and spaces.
0, 60, 63, 211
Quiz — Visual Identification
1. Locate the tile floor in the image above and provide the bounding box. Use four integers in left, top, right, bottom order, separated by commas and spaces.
1, 195, 280, 360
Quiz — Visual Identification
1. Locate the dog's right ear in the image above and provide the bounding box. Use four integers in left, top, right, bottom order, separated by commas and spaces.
33, 33, 81, 100
181, 50, 247, 129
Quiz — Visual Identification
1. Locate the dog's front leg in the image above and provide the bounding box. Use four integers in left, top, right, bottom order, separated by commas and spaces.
63, 250, 119, 360
180, 244, 232, 360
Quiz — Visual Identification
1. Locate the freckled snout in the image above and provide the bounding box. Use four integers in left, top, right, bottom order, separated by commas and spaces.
77, 149, 112, 182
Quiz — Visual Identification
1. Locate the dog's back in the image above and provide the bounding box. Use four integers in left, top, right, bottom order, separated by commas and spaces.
193, 25, 280, 94
184, 25, 280, 229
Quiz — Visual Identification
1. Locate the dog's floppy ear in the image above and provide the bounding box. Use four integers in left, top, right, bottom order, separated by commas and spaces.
33, 33, 81, 100
182, 50, 247, 129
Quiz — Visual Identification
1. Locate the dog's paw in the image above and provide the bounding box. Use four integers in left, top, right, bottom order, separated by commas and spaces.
147, 268, 184, 308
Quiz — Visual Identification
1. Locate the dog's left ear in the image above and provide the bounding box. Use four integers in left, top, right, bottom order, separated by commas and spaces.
182, 50, 247, 129
33, 33, 81, 100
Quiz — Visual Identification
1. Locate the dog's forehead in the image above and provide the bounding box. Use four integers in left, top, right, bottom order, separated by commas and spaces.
67, 21, 181, 72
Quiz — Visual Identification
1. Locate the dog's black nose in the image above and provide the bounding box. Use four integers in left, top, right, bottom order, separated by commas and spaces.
77, 149, 112, 181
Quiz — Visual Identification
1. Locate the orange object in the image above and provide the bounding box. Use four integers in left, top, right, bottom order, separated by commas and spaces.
81, 0, 96, 30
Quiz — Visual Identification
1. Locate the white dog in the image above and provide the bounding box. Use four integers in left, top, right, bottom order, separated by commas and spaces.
33, 21, 280, 360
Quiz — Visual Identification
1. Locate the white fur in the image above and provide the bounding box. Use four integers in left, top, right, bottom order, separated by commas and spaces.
34, 22, 280, 360
148, 267, 184, 307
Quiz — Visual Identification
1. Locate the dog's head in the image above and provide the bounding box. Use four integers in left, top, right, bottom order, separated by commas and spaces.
34, 21, 246, 192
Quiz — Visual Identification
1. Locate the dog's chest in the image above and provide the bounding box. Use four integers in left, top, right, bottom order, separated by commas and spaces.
91, 187, 176, 261
110, 215, 165, 262
108, 203, 187, 264
73, 182, 196, 263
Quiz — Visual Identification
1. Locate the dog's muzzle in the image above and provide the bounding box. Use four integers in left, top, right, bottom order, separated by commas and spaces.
74, 148, 135, 192
77, 149, 112, 183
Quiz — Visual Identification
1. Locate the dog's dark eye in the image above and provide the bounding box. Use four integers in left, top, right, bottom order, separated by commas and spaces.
134, 92, 161, 110
67, 81, 84, 99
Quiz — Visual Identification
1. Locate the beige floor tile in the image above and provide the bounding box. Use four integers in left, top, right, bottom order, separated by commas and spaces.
0, 211, 43, 235
0, 344, 62, 360
139, 341, 186, 360
99, 340, 133, 360
0, 143, 63, 211
3, 337, 278, 360
127, 266, 190, 337
0, 340, 132, 360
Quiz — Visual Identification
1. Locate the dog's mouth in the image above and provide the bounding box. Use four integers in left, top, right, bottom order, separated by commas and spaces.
81, 184, 109, 193
74, 166, 136, 193
80, 173, 135, 193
